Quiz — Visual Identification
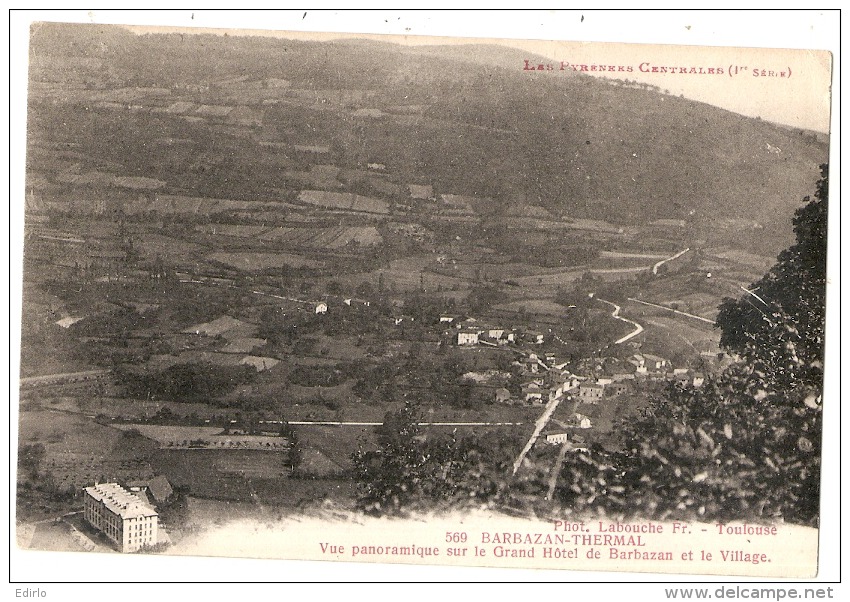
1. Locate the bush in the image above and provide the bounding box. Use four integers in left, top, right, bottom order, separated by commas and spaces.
287, 364, 350, 388
555, 376, 821, 525
117, 363, 256, 403
351, 403, 521, 515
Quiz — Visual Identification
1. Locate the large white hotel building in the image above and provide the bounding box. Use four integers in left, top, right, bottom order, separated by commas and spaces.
83, 483, 159, 553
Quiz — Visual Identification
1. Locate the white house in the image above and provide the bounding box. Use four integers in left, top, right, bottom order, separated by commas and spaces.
543, 431, 570, 445
315, 302, 328, 314
573, 413, 593, 429
522, 381, 545, 403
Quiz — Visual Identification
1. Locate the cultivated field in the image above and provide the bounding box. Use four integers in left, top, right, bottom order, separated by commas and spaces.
494, 299, 569, 316
208, 252, 324, 270
122, 194, 285, 216
113, 424, 289, 450
19, 410, 158, 491
298, 190, 389, 214
259, 225, 382, 248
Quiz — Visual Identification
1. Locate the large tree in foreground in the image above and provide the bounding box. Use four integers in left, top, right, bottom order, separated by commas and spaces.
351, 402, 520, 515
716, 164, 828, 392
556, 165, 827, 526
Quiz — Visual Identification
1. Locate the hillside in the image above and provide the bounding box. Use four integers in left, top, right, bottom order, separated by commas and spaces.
25, 23, 828, 256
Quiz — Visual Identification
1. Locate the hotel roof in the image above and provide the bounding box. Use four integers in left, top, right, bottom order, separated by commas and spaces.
85, 483, 158, 520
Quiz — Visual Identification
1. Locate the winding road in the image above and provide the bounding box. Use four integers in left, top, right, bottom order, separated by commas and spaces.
652, 247, 691, 274
596, 298, 645, 344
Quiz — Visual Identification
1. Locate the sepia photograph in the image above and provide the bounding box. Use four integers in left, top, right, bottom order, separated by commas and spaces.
9, 9, 839, 587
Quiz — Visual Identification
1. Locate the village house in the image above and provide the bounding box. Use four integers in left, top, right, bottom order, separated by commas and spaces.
127, 475, 173, 508
643, 353, 669, 371
315, 302, 328, 314
344, 297, 371, 308
578, 382, 605, 402
456, 329, 480, 346
542, 372, 577, 399
629, 354, 648, 374
486, 328, 505, 340
523, 330, 545, 345
523, 354, 540, 374
543, 369, 565, 389
521, 381, 545, 404
666, 371, 690, 386
572, 413, 593, 429
564, 376, 582, 393
664, 370, 706, 388
542, 430, 570, 445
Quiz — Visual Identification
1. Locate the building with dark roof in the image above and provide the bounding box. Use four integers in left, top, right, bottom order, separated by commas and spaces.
127, 475, 174, 506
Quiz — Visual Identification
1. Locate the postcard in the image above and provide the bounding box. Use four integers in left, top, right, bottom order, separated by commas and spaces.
10, 10, 837, 585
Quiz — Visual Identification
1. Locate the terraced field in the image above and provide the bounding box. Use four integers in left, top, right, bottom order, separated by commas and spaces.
122, 194, 288, 216
298, 190, 389, 214
208, 252, 324, 270
259, 226, 382, 248
196, 223, 383, 249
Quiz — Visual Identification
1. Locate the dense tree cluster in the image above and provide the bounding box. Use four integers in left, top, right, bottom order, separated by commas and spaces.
554, 375, 821, 524
116, 363, 256, 403
351, 402, 521, 515
716, 164, 827, 392
555, 165, 827, 526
